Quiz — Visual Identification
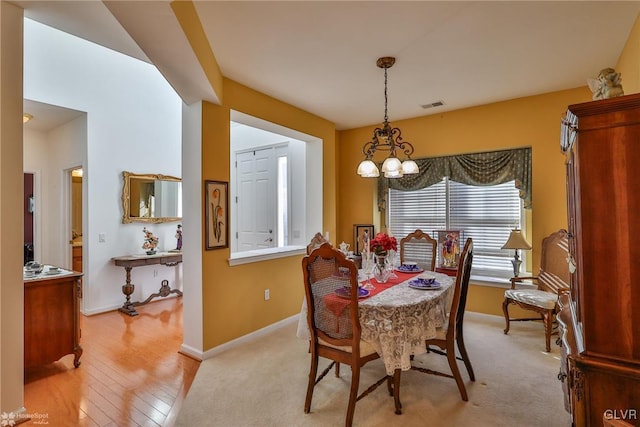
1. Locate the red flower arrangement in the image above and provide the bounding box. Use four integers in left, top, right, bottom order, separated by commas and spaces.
369, 232, 398, 255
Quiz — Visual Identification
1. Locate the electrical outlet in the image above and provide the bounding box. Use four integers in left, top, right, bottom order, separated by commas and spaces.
264, 289, 270, 301
98, 233, 106, 243
154, 269, 158, 277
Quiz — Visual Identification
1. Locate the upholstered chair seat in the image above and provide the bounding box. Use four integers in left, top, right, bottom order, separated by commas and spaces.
504, 289, 558, 310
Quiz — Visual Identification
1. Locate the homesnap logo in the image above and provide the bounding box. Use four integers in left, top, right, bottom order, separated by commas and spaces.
1, 411, 49, 425
0, 412, 16, 427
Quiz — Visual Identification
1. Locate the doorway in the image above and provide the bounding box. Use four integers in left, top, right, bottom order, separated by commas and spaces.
24, 173, 35, 265
69, 167, 83, 272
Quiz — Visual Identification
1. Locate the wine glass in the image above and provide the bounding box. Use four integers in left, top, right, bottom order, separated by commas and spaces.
361, 253, 376, 291
386, 249, 399, 279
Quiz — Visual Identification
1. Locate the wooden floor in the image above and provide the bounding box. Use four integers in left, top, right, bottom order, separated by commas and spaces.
24, 297, 200, 427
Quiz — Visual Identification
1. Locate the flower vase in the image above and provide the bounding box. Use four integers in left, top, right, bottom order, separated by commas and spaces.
374, 253, 391, 283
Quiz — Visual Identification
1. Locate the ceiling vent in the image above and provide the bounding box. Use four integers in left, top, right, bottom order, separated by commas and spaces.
421, 101, 444, 109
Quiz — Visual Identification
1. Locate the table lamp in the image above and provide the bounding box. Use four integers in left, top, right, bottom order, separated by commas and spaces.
501, 229, 532, 277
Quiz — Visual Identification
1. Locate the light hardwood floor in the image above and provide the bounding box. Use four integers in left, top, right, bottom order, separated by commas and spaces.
23, 297, 200, 427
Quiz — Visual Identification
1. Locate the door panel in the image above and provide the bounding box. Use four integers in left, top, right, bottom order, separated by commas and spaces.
236, 149, 275, 250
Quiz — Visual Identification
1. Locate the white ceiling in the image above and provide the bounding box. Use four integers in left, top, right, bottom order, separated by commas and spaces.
23, 99, 84, 132
16, 1, 640, 130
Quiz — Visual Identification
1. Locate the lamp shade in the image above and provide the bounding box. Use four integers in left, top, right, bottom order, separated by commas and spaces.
401, 159, 419, 174
357, 159, 380, 177
384, 169, 403, 178
501, 229, 532, 250
381, 156, 402, 173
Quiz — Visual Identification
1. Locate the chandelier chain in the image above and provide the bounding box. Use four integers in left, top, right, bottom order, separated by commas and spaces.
383, 67, 389, 124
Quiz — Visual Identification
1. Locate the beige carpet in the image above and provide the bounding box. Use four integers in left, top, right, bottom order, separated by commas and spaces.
176, 312, 571, 427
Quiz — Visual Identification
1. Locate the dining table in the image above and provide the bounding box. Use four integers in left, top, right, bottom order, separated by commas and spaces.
297, 268, 455, 376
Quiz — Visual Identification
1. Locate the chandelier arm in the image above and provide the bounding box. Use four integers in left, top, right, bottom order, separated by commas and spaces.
362, 140, 378, 158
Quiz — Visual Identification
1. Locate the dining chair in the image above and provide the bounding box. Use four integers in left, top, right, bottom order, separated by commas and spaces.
307, 232, 330, 255
412, 238, 474, 401
302, 243, 399, 427
502, 229, 570, 352
399, 229, 438, 271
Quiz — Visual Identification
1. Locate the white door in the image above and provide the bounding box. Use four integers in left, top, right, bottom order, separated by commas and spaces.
236, 148, 276, 250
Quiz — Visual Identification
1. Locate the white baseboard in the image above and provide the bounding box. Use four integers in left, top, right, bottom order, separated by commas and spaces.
201, 314, 299, 360
179, 343, 204, 361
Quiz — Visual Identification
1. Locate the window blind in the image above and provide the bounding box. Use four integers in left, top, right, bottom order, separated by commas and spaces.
388, 179, 523, 279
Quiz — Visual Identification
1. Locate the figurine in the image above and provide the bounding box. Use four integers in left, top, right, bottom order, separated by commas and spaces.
588, 67, 624, 100
175, 224, 183, 251
142, 227, 159, 254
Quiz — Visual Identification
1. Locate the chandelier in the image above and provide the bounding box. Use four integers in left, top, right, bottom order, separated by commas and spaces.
357, 57, 419, 178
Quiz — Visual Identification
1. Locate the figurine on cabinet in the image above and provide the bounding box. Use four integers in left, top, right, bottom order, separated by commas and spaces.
587, 67, 624, 100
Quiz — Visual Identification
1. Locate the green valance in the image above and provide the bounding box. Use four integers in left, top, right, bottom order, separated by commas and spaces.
378, 147, 532, 210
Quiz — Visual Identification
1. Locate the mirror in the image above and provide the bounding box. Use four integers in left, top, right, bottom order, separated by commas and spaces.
122, 171, 182, 224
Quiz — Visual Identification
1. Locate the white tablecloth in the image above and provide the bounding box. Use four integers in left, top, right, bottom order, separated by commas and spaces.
297, 272, 454, 375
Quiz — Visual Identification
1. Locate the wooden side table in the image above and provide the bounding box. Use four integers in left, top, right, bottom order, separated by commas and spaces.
112, 252, 183, 316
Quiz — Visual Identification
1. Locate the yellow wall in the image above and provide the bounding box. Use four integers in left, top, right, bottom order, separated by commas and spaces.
197, 12, 640, 347
618, 14, 640, 94
337, 88, 593, 316
200, 79, 337, 349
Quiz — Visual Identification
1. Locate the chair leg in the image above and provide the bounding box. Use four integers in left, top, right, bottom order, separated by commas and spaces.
543, 310, 553, 352
345, 364, 360, 427
502, 298, 511, 334
304, 353, 319, 413
335, 362, 340, 377
456, 324, 475, 381
392, 368, 402, 415
446, 341, 468, 401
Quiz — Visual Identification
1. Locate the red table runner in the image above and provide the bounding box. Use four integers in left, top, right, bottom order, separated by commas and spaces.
323, 271, 421, 317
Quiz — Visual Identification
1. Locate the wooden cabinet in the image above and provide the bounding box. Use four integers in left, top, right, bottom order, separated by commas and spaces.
559, 94, 640, 426
24, 272, 83, 369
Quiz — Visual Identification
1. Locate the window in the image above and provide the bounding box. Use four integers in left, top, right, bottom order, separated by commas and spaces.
388, 178, 524, 279
228, 113, 323, 264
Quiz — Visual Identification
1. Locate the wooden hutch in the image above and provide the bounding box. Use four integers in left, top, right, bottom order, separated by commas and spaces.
558, 93, 640, 426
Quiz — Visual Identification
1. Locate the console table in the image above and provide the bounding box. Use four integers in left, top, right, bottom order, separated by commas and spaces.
112, 252, 183, 316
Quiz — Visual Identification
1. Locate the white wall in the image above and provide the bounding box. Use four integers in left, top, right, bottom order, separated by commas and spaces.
23, 19, 182, 314
24, 114, 86, 267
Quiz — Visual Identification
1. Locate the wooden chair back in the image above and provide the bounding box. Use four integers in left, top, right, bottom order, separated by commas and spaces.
307, 232, 329, 255
446, 238, 474, 341
302, 243, 361, 344
400, 229, 438, 271
537, 229, 570, 294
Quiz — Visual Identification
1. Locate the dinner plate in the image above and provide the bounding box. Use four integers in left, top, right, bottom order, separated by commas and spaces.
396, 265, 424, 273
335, 287, 370, 299
44, 270, 62, 275
408, 279, 441, 290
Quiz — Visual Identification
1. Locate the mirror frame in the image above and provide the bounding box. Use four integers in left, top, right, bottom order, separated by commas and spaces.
121, 171, 182, 224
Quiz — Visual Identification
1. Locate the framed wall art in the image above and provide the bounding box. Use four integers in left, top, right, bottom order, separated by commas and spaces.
353, 224, 374, 255
205, 180, 229, 250
437, 230, 462, 268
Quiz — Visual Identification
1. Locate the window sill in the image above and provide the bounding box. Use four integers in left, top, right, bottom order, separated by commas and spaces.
470, 273, 534, 289
229, 246, 306, 266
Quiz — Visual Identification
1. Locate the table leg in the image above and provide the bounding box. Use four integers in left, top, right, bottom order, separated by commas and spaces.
133, 279, 183, 307
118, 266, 139, 316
